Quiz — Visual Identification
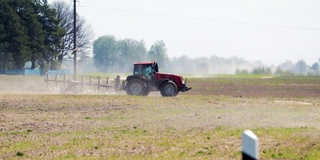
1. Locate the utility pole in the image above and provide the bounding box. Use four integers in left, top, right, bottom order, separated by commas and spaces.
73, 0, 77, 80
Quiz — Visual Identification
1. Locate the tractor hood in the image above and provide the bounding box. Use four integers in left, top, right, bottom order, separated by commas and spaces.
155, 72, 184, 82
155, 72, 191, 92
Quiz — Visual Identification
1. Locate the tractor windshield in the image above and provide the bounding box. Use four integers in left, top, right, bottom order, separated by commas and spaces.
133, 64, 154, 79
133, 64, 151, 74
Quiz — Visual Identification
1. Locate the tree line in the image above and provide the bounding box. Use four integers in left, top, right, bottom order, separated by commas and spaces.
92, 35, 320, 76
0, 0, 93, 72
93, 35, 169, 72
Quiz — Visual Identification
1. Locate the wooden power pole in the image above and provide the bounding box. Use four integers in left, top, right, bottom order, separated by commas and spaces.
73, 0, 77, 80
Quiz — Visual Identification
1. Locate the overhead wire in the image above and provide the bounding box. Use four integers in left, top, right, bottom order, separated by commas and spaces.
78, 2, 320, 31
170, 0, 319, 16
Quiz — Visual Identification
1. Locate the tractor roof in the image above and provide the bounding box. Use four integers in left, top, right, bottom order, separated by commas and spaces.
134, 62, 155, 65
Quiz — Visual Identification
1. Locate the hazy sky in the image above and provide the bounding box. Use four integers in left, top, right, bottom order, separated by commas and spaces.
48, 0, 320, 65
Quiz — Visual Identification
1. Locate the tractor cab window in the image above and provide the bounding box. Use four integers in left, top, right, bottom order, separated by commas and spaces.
134, 64, 153, 74
133, 64, 155, 79
134, 64, 143, 75
144, 65, 153, 79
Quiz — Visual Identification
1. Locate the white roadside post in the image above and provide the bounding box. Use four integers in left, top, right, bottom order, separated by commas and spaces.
242, 130, 259, 160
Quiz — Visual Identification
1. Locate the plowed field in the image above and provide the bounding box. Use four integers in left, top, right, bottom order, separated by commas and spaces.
0, 75, 320, 159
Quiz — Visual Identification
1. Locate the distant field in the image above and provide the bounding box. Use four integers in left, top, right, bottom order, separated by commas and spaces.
0, 75, 320, 159
186, 75, 320, 97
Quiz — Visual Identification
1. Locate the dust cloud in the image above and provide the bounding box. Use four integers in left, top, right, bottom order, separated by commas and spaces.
70, 55, 262, 75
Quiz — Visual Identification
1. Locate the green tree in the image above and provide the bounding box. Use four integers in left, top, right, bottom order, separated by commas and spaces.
37, 0, 65, 70
195, 58, 209, 74
235, 69, 249, 74
174, 55, 194, 74
148, 40, 169, 68
0, 0, 30, 70
93, 35, 118, 72
117, 39, 147, 72
93, 36, 149, 72
294, 60, 308, 75
310, 62, 319, 76
0, 1, 10, 70
0, 0, 64, 71
252, 67, 272, 75
275, 61, 294, 75
18, 0, 46, 69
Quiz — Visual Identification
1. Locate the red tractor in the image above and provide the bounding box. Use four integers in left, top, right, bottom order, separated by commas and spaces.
122, 61, 191, 96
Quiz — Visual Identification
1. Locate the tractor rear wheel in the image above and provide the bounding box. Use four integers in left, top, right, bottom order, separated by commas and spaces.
126, 79, 148, 96
144, 87, 150, 96
160, 81, 178, 97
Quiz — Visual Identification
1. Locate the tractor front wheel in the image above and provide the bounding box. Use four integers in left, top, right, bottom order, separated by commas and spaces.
126, 79, 148, 96
160, 81, 178, 97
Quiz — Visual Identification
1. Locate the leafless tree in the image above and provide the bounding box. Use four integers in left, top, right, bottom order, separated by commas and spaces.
50, 0, 94, 68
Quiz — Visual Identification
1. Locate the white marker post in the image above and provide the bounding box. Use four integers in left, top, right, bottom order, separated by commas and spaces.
242, 130, 259, 160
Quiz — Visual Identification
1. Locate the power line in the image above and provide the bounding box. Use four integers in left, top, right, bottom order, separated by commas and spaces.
170, 0, 319, 16
79, 5, 320, 31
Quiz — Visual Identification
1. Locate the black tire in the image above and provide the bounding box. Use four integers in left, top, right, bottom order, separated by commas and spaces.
160, 81, 178, 97
144, 87, 150, 96
126, 79, 147, 96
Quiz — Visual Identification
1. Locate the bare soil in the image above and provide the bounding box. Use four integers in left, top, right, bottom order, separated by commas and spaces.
1, 75, 319, 97
184, 77, 320, 97
0, 75, 320, 159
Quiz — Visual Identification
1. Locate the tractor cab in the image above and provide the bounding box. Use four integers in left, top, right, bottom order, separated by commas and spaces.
133, 62, 158, 79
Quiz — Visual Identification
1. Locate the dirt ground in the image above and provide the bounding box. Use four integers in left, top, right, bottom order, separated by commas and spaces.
1, 75, 320, 159
184, 77, 320, 97
0, 75, 319, 97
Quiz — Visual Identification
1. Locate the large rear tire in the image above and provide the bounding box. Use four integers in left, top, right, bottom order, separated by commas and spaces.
160, 81, 178, 97
126, 79, 148, 96
144, 87, 150, 96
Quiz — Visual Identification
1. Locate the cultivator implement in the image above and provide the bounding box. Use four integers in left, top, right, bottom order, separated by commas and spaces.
45, 74, 121, 94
